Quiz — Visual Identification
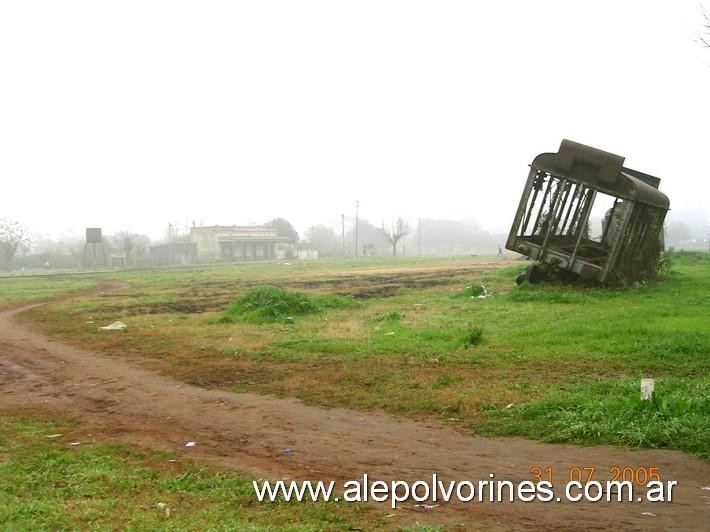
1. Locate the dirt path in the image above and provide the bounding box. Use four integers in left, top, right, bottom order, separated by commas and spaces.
1, 296, 709, 530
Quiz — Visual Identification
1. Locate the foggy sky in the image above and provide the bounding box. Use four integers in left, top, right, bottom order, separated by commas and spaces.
1, 0, 708, 241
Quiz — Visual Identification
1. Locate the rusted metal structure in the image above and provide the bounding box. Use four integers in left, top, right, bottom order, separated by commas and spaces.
506, 140, 669, 284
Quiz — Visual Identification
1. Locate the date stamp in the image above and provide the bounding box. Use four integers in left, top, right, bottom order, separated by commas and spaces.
530, 465, 663, 485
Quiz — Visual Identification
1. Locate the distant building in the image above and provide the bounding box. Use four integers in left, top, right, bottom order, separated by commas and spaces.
150, 242, 198, 266
110, 253, 126, 268
296, 243, 319, 260
189, 225, 295, 262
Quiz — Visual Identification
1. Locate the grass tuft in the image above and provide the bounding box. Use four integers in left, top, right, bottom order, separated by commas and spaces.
376, 311, 405, 322
219, 286, 354, 324
463, 325, 483, 347
453, 283, 486, 298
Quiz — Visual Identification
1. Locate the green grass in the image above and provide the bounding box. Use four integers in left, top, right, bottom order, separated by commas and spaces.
15, 253, 710, 460
0, 415, 376, 531
480, 377, 710, 460
219, 286, 355, 324
0, 276, 98, 303
452, 283, 486, 299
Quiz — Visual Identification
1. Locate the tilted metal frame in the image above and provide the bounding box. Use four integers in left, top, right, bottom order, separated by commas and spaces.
506, 140, 669, 283
507, 169, 637, 282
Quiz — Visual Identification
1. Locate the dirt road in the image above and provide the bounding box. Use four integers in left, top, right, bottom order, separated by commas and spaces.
1, 296, 709, 530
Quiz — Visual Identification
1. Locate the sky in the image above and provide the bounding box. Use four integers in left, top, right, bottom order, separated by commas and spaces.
1, 0, 708, 241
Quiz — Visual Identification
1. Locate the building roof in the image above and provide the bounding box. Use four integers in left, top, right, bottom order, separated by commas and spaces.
189, 225, 294, 243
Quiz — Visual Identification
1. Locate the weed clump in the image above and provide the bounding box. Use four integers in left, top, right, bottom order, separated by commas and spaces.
219, 286, 353, 324
453, 283, 487, 298
463, 325, 483, 347
376, 311, 404, 322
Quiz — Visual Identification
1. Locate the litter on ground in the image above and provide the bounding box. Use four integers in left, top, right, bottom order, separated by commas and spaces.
99, 321, 127, 330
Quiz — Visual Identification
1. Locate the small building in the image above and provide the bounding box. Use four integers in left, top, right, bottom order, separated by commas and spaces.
110, 253, 125, 268
150, 242, 198, 266
190, 225, 295, 262
296, 243, 320, 260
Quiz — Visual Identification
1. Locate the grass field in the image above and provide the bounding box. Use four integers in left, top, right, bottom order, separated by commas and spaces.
0, 275, 98, 303
0, 414, 383, 531
17, 252, 710, 460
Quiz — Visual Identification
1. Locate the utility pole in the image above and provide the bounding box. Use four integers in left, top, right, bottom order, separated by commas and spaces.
354, 200, 360, 257
418, 218, 422, 256
341, 214, 345, 256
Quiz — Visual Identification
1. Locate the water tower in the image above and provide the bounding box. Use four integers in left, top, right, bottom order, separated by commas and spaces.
84, 227, 107, 268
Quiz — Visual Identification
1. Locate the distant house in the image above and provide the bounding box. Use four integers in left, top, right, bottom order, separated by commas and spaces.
189, 225, 295, 262
150, 241, 198, 266
296, 243, 319, 260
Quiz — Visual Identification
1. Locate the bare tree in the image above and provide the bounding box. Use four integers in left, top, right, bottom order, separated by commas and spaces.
0, 219, 31, 270
700, 6, 710, 49
382, 218, 411, 256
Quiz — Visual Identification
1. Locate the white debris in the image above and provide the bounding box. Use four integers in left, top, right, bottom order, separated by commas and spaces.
99, 321, 127, 330
156, 502, 172, 518
469, 285, 493, 299
185, 441, 196, 448
641, 512, 656, 517
641, 378, 655, 401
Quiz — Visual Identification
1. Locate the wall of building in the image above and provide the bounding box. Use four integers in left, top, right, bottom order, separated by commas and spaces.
150, 243, 198, 266
190, 226, 295, 263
